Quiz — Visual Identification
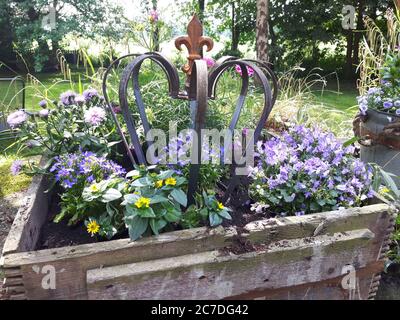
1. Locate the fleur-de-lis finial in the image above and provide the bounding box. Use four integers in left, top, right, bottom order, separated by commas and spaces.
175, 15, 214, 87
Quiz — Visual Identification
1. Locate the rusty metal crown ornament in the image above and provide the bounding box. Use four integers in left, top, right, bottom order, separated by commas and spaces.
102, 15, 279, 206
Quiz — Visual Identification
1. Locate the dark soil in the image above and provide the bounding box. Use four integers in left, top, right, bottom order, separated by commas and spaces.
37, 193, 97, 250
37, 178, 268, 250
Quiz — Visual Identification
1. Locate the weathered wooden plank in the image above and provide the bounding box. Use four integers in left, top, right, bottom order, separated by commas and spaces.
228, 261, 384, 300
12, 227, 237, 300
3, 226, 237, 267
86, 229, 378, 300
2, 202, 393, 300
3, 204, 390, 269
3, 276, 23, 286
244, 204, 390, 245
4, 285, 26, 295
2, 160, 50, 256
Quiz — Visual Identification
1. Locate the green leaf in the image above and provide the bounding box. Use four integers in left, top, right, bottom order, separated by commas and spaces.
102, 188, 122, 203
171, 188, 187, 207
125, 205, 138, 218
53, 211, 66, 223
107, 141, 121, 148
151, 195, 169, 204
122, 194, 140, 205
164, 209, 182, 222
343, 136, 358, 147
209, 212, 223, 227
127, 216, 148, 241
157, 170, 174, 180
149, 219, 167, 235
380, 167, 400, 198
126, 170, 141, 179
131, 177, 151, 187
218, 210, 232, 220
137, 207, 156, 218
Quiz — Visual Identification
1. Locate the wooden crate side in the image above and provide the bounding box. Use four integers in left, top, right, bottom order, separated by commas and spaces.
3, 204, 389, 269
2, 204, 393, 300
10, 227, 237, 300
2, 169, 49, 255
86, 229, 377, 300
244, 204, 390, 245
228, 261, 383, 300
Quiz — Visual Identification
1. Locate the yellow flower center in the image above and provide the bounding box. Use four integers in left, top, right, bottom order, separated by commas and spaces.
89, 184, 99, 193
165, 177, 176, 186
87, 220, 100, 236
380, 187, 390, 194
155, 180, 163, 188
217, 202, 224, 210
135, 197, 151, 209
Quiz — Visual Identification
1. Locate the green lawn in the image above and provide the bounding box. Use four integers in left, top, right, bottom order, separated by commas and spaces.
0, 71, 92, 113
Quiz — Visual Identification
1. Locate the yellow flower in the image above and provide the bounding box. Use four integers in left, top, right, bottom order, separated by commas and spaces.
217, 202, 225, 210
87, 220, 100, 236
135, 197, 151, 209
155, 180, 163, 188
165, 177, 176, 186
89, 183, 99, 193
380, 187, 390, 195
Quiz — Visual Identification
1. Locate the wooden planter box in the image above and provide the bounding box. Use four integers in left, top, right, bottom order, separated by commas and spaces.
0, 174, 396, 300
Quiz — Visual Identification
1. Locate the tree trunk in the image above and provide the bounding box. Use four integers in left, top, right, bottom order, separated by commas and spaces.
198, 0, 205, 22
345, 30, 354, 79
352, 0, 366, 69
256, 0, 269, 64
231, 2, 239, 52
152, 0, 160, 51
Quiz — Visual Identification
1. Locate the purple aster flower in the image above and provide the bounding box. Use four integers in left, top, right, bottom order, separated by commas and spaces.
394, 101, 400, 108
359, 104, 368, 115
235, 65, 254, 77
383, 101, 393, 109
39, 109, 50, 118
60, 91, 77, 106
82, 88, 99, 102
75, 95, 85, 104
202, 57, 215, 68
84, 107, 106, 126
10, 160, 23, 176
7, 110, 28, 129
39, 100, 47, 108
149, 9, 159, 23
396, 109, 400, 116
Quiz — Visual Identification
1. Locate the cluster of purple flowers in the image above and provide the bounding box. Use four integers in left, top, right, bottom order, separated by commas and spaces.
235, 65, 254, 77
249, 125, 373, 216
161, 132, 221, 169
59, 88, 99, 107
84, 106, 107, 126
50, 151, 126, 189
357, 83, 400, 116
149, 9, 159, 23
7, 110, 28, 129
60, 90, 77, 106
10, 160, 24, 176
83, 88, 99, 102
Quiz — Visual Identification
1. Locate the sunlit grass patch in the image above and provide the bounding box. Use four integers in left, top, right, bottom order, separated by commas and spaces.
0, 156, 32, 198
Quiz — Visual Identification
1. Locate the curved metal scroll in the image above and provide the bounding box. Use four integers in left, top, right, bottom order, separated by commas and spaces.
118, 53, 180, 165
208, 59, 276, 202
102, 53, 141, 165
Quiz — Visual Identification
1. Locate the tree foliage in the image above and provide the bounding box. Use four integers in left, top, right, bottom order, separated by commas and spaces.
1, 0, 125, 72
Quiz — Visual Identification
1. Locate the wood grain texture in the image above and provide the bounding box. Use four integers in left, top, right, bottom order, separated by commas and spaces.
86, 229, 376, 300
0, 168, 395, 300
2, 158, 50, 255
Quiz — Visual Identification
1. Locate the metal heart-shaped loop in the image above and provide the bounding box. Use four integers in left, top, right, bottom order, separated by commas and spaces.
117, 53, 181, 165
